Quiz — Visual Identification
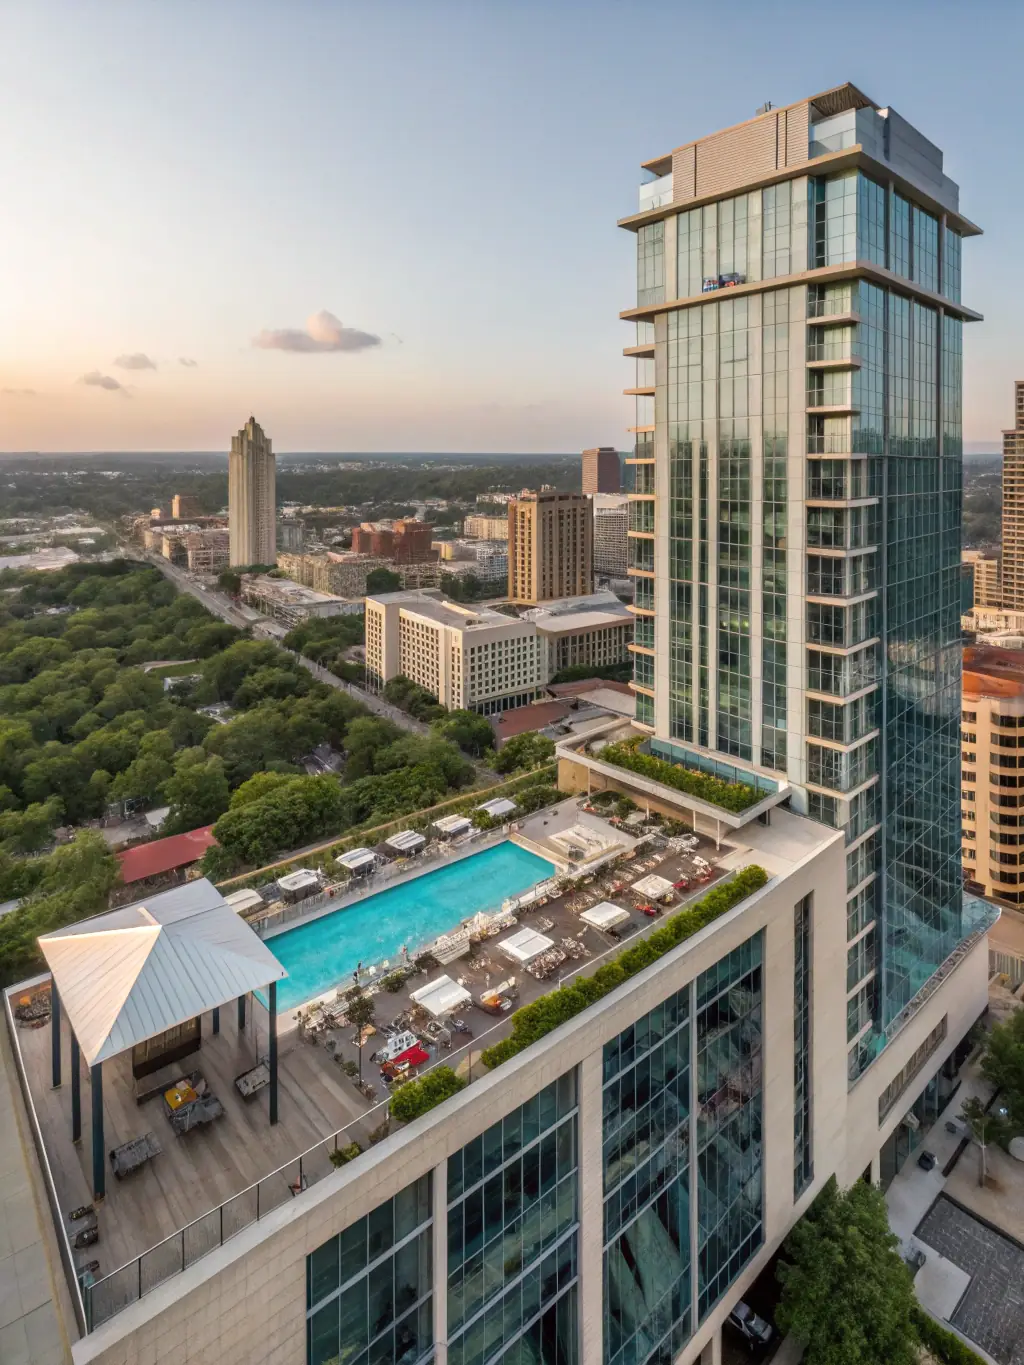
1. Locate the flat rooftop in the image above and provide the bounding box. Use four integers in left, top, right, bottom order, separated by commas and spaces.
8, 801, 835, 1330
243, 575, 349, 606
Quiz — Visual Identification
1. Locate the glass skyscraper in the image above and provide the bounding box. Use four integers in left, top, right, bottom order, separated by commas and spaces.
623, 82, 981, 1077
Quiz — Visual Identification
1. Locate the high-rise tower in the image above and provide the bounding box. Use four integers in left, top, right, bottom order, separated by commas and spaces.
228, 416, 276, 567
507, 490, 593, 605
581, 445, 621, 494
1000, 381, 1024, 609
621, 83, 983, 1077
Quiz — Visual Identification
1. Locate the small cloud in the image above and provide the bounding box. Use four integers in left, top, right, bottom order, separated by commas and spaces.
80, 371, 128, 393
179, 357, 199, 368
2, 387, 36, 396
253, 309, 382, 354
114, 352, 157, 371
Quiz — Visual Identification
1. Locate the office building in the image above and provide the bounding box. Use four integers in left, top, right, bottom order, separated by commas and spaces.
351, 520, 437, 564
241, 575, 361, 624
1002, 382, 1024, 609
617, 80, 986, 1083
228, 416, 276, 567
523, 589, 634, 679
463, 514, 510, 541
185, 528, 230, 573
591, 493, 630, 576
278, 518, 305, 553
170, 493, 202, 520
581, 445, 621, 493
508, 490, 593, 605
961, 549, 1000, 609
1, 83, 995, 1365
961, 644, 1024, 904
277, 550, 387, 598
365, 589, 542, 713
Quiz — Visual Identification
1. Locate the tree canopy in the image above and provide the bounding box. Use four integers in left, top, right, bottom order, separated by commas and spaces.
776, 1178, 919, 1365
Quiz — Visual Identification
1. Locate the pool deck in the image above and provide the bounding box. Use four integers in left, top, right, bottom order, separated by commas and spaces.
9, 800, 774, 1309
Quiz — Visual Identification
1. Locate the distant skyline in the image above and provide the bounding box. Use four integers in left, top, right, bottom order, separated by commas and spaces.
2, 1, 1022, 453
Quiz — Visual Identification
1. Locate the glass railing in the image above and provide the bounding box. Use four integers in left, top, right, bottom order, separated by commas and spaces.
639, 172, 673, 212
808, 287, 855, 318
808, 339, 854, 363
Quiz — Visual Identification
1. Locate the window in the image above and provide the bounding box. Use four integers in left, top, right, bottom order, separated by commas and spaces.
447, 1076, 579, 1365
637, 223, 665, 307
307, 1175, 433, 1365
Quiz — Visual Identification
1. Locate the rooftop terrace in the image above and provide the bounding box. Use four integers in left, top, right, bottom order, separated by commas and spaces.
6, 799, 833, 1334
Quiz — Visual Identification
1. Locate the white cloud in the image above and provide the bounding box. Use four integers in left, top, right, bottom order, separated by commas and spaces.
179, 357, 199, 368
253, 309, 382, 354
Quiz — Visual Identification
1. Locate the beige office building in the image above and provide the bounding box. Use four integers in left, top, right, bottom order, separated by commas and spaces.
962, 644, 1024, 904
581, 446, 621, 494
228, 416, 276, 567
962, 549, 1000, 608
591, 493, 630, 576
1002, 382, 1024, 609
463, 515, 509, 541
365, 589, 542, 713
508, 490, 593, 605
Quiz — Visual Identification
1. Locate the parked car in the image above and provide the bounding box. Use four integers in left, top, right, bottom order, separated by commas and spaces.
727, 1301, 773, 1350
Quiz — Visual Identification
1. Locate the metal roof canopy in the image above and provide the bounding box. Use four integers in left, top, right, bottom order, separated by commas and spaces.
38, 879, 287, 1067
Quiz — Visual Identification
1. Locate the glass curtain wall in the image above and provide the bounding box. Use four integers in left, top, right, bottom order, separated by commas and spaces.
793, 897, 813, 1198
446, 1074, 579, 1365
307, 1175, 434, 1365
696, 935, 764, 1318
602, 987, 692, 1365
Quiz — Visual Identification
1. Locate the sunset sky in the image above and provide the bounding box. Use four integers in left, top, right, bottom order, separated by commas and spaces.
1, 0, 1021, 453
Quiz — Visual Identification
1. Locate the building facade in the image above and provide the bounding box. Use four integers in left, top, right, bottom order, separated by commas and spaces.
1002, 382, 1024, 609
962, 645, 1024, 905
20, 800, 993, 1365
277, 551, 389, 598
228, 416, 276, 567
524, 591, 634, 680
241, 575, 360, 624
508, 492, 593, 606
961, 550, 1000, 609
591, 494, 630, 576
365, 590, 543, 713
581, 446, 621, 494
464, 515, 511, 541
185, 528, 230, 573
171, 493, 202, 520
620, 82, 981, 1080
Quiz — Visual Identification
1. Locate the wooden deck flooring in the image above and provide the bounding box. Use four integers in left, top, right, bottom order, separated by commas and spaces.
15, 1004, 376, 1282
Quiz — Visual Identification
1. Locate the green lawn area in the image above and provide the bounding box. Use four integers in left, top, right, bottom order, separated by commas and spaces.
147, 660, 201, 678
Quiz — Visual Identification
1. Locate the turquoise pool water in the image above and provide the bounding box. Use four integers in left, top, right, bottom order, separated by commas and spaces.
262, 842, 555, 1011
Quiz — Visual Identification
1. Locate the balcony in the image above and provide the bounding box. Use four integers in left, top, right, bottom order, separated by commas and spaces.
638, 172, 673, 213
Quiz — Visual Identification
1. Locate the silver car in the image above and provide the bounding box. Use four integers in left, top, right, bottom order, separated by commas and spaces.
727, 1300, 774, 1350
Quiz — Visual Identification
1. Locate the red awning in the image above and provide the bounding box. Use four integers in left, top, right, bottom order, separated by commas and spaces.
393, 1044, 430, 1068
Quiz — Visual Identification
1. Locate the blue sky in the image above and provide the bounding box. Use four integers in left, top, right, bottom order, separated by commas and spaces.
0, 0, 1020, 452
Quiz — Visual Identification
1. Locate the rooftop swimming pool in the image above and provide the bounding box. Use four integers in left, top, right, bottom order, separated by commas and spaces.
264, 841, 556, 1011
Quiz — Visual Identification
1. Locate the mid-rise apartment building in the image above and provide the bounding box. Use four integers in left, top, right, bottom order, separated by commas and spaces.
365, 590, 543, 713
962, 549, 1000, 609
621, 81, 982, 1081
1001, 381, 1024, 609
961, 644, 1024, 905
352, 520, 437, 564
228, 416, 276, 567
508, 491, 593, 605
581, 446, 621, 494
463, 514, 510, 541
277, 551, 389, 598
591, 493, 629, 576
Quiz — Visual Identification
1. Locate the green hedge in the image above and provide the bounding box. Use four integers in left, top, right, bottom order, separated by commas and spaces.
389, 1065, 466, 1123
912, 1307, 985, 1365
481, 864, 769, 1069
599, 740, 761, 813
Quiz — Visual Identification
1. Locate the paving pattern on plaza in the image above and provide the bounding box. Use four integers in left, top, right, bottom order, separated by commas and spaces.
916, 1195, 1024, 1365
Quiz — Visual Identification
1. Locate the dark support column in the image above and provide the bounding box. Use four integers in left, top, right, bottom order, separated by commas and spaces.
91, 1064, 105, 1201
212, 1006, 220, 1036
71, 1033, 81, 1143
237, 994, 246, 1031
50, 981, 61, 1089
268, 981, 278, 1126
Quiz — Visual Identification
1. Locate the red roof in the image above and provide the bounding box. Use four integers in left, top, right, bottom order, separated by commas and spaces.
118, 826, 218, 885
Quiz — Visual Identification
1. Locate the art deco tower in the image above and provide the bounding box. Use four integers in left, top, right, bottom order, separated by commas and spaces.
228, 416, 276, 567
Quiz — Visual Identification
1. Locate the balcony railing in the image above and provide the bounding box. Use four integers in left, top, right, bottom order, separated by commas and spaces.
639, 172, 673, 213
